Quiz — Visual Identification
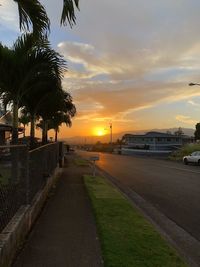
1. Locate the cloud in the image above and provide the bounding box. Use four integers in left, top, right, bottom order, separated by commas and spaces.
54, 0, 200, 126
58, 41, 131, 81
42, 1, 200, 132
3, 0, 200, 132
175, 115, 198, 125
188, 100, 200, 107
0, 1, 19, 31
66, 77, 200, 122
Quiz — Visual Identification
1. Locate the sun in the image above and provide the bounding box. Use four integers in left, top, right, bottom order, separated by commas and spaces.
93, 127, 105, 136
97, 129, 104, 136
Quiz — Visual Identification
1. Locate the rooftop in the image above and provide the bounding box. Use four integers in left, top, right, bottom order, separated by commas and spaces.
123, 131, 191, 138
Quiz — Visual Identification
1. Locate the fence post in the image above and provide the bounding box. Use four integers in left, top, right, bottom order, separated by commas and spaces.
59, 142, 64, 168
24, 146, 30, 204
10, 146, 19, 184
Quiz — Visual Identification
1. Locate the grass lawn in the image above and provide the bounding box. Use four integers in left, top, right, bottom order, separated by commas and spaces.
84, 175, 187, 267
74, 158, 89, 167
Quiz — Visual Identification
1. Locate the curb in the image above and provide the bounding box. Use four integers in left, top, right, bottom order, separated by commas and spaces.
95, 165, 200, 267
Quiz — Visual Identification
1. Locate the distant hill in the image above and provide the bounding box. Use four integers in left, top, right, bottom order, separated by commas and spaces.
61, 127, 195, 145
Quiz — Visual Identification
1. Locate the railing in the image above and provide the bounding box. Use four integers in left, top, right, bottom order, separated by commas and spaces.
0, 143, 61, 232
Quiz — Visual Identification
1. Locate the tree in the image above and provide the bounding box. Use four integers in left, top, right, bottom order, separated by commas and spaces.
13, 0, 80, 36
50, 112, 72, 142
37, 90, 76, 144
21, 73, 64, 147
0, 34, 67, 144
174, 127, 184, 136
194, 123, 200, 141
38, 112, 72, 142
19, 112, 30, 137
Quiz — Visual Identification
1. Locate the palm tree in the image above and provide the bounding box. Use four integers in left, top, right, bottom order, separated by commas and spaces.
13, 0, 79, 36
0, 34, 67, 144
19, 112, 30, 137
37, 112, 71, 143
49, 112, 72, 142
37, 89, 76, 144
22, 76, 63, 147
37, 113, 71, 142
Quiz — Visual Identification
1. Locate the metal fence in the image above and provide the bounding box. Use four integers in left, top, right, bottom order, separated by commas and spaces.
29, 143, 60, 202
0, 143, 61, 232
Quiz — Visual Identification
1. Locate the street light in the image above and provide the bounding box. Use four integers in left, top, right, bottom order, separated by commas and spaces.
109, 122, 112, 145
104, 122, 113, 144
189, 82, 200, 86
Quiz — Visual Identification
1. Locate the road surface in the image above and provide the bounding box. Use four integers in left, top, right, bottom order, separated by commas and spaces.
78, 151, 200, 242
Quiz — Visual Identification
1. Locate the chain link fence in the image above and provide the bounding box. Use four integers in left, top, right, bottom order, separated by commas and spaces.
29, 143, 60, 202
0, 143, 61, 232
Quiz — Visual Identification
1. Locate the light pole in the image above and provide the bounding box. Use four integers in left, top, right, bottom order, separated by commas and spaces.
104, 122, 113, 144
109, 122, 112, 145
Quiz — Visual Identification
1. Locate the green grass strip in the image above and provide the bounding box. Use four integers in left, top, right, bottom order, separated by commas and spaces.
74, 158, 89, 166
84, 175, 187, 267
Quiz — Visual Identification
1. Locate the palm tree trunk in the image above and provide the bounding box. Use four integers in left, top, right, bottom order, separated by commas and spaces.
42, 121, 48, 145
12, 101, 19, 144
11, 101, 19, 183
30, 115, 35, 149
23, 123, 26, 137
42, 120, 45, 145
45, 121, 48, 144
55, 129, 58, 142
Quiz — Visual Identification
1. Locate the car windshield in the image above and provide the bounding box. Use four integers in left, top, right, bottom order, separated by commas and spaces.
191, 151, 200, 156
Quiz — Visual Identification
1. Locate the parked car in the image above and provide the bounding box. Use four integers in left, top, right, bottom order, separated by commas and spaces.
183, 151, 200, 165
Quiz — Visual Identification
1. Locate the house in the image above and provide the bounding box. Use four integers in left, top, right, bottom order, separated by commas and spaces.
0, 124, 12, 145
0, 112, 23, 145
122, 131, 194, 151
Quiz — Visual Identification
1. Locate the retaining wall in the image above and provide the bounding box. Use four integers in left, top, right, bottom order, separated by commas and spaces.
0, 167, 62, 267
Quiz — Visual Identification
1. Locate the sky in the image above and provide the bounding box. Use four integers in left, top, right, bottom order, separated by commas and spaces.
1, 0, 200, 138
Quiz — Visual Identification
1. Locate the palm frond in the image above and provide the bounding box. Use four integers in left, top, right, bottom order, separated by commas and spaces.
0, 44, 18, 97
19, 113, 30, 126
14, 0, 50, 36
47, 111, 72, 133
14, 33, 50, 49
61, 0, 79, 27
12, 34, 67, 98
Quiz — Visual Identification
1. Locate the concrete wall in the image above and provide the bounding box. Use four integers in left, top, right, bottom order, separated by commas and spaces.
0, 167, 62, 267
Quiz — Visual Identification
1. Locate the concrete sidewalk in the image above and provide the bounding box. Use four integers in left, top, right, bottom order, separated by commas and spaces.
13, 154, 103, 267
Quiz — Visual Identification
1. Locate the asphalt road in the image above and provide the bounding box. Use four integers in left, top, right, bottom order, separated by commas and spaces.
78, 151, 200, 242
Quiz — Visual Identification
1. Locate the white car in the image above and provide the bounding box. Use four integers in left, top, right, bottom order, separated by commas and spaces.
183, 151, 200, 165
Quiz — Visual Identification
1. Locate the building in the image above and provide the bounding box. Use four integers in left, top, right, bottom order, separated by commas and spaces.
122, 131, 194, 151
0, 124, 12, 145
0, 112, 23, 145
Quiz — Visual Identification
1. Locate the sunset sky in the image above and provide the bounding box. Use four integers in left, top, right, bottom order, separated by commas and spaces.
1, 1, 200, 138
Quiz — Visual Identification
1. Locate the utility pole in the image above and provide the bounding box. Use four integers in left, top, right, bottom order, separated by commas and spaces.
104, 122, 112, 145
110, 122, 112, 144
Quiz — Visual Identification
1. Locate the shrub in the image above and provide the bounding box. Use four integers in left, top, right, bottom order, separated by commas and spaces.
169, 143, 200, 161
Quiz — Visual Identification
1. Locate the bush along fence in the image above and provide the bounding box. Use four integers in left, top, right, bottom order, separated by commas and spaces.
0, 142, 62, 233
